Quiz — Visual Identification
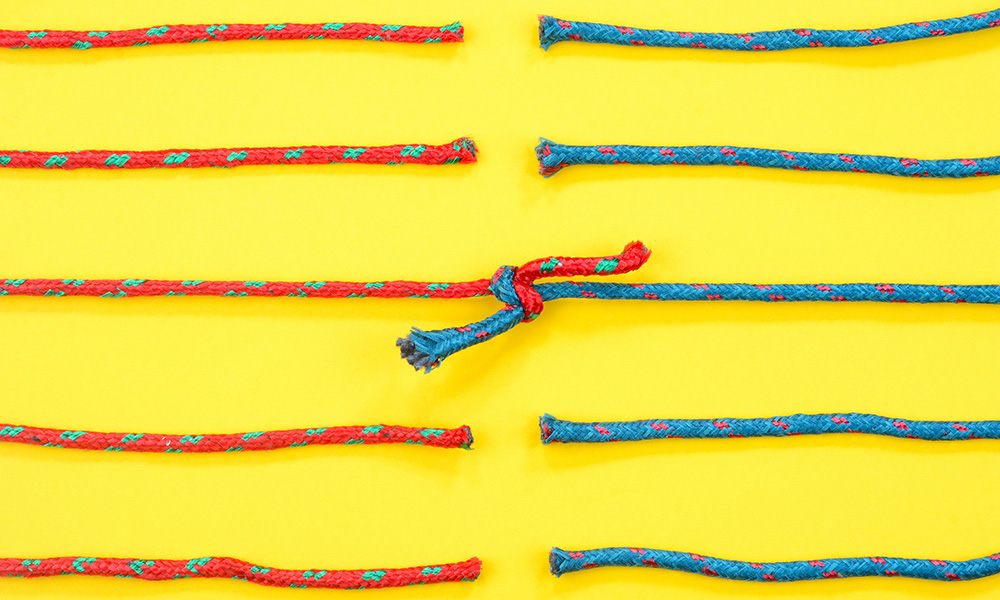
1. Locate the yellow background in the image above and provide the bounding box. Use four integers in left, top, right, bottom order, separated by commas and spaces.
2, 1, 1000, 599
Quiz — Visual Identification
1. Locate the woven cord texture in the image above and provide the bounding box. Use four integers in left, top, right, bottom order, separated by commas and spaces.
550, 548, 1000, 581
0, 139, 476, 170
0, 423, 472, 452
5, 241, 1000, 372
537, 140, 1000, 178
539, 10, 1000, 50
540, 414, 999, 443
2, 22, 463, 49
0, 556, 480, 589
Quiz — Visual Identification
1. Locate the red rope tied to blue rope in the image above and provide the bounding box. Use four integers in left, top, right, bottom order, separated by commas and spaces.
539, 10, 1000, 51
397, 241, 1000, 372
550, 547, 1000, 582
5, 242, 1000, 372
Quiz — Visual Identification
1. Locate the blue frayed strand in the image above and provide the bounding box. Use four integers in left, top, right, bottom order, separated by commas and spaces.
550, 547, 1000, 581
540, 414, 1000, 443
539, 11, 1000, 51
537, 139, 1000, 178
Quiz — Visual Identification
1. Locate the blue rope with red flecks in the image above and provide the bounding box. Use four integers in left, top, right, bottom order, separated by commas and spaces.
550, 547, 1000, 582
539, 10, 1000, 50
4, 242, 1000, 373
537, 140, 1000, 178
540, 414, 1000, 443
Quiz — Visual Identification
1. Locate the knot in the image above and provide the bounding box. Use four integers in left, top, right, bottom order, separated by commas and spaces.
490, 265, 544, 321
399, 241, 652, 373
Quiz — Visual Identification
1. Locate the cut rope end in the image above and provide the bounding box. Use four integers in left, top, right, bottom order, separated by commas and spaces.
538, 15, 562, 50
550, 548, 570, 576
452, 137, 479, 163
536, 138, 567, 177
539, 414, 558, 443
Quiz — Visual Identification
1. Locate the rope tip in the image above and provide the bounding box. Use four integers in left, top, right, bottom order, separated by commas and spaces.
536, 138, 565, 177
459, 425, 475, 449
453, 137, 478, 163
396, 334, 440, 373
539, 414, 557, 444
549, 548, 568, 576
539, 15, 559, 50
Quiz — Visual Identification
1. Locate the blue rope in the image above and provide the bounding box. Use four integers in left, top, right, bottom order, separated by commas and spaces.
539, 11, 1000, 51
537, 140, 1000, 178
550, 547, 1000, 582
399, 276, 1000, 372
540, 414, 1000, 443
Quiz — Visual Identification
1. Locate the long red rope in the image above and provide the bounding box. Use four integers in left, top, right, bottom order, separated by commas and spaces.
0, 423, 472, 452
0, 556, 480, 589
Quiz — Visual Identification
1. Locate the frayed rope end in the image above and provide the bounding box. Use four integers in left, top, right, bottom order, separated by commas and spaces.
459, 425, 475, 450
536, 138, 566, 177
396, 333, 441, 373
453, 137, 478, 163
550, 548, 570, 576
539, 414, 558, 444
538, 15, 562, 50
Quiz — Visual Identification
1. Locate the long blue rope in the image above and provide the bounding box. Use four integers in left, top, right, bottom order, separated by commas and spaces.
537, 140, 1000, 178
540, 414, 1000, 443
550, 547, 1000, 582
400, 270, 1000, 372
539, 10, 1000, 51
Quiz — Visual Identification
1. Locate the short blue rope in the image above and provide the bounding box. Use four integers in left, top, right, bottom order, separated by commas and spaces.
550, 547, 1000, 582
400, 278, 1000, 372
540, 414, 1000, 443
539, 11, 1000, 50
537, 140, 1000, 178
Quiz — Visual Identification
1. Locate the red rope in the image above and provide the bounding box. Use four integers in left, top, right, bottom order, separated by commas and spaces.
0, 556, 481, 589
0, 423, 473, 452
0, 139, 477, 170
1, 22, 463, 49
0, 277, 491, 298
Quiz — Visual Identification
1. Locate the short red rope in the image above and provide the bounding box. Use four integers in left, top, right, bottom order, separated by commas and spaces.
0, 139, 477, 170
0, 423, 473, 452
0, 556, 481, 589
1, 22, 463, 49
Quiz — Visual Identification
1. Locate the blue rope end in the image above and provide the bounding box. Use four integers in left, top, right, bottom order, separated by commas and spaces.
539, 414, 557, 444
539, 15, 560, 50
550, 548, 569, 576
396, 332, 442, 373
536, 138, 565, 177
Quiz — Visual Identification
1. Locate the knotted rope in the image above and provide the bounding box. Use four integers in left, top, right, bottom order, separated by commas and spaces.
2, 21, 463, 50
540, 414, 1000, 443
0, 556, 480, 589
5, 241, 1000, 373
539, 10, 1000, 50
537, 140, 1000, 178
0, 423, 472, 452
550, 547, 1000, 582
0, 139, 476, 170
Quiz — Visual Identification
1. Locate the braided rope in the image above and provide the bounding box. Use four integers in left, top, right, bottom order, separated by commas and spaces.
540, 414, 999, 443
2, 22, 462, 50
0, 139, 476, 170
0, 556, 480, 589
550, 547, 1000, 582
5, 241, 1000, 373
0, 423, 472, 452
539, 10, 1000, 50
537, 140, 999, 178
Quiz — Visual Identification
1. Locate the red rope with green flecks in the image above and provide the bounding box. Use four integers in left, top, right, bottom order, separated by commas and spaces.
1, 21, 463, 50
0, 139, 476, 170
0, 423, 472, 452
0, 556, 480, 589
